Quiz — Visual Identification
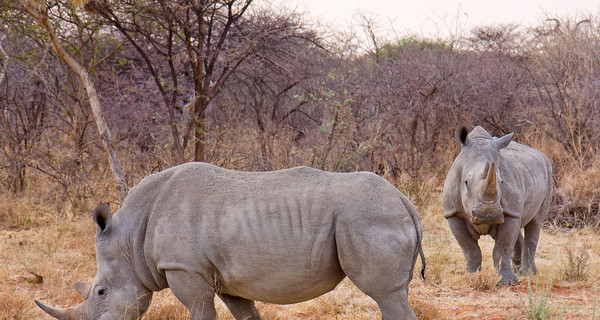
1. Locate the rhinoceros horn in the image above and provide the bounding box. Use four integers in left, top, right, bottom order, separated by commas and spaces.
34, 300, 81, 320
75, 281, 91, 299
482, 162, 498, 202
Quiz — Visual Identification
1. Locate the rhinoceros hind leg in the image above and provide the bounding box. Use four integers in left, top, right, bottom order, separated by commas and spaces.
335, 214, 417, 320
512, 231, 523, 274
375, 288, 417, 320
165, 269, 217, 320
522, 219, 543, 275
218, 293, 261, 320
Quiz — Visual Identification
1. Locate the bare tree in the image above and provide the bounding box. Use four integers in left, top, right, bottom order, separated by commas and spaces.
224, 8, 324, 169
19, 0, 128, 199
527, 17, 600, 167
0, 34, 7, 84
88, 0, 262, 163
0, 63, 49, 194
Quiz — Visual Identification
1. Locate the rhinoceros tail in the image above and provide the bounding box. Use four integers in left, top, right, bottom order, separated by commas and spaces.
400, 195, 426, 280
419, 246, 426, 280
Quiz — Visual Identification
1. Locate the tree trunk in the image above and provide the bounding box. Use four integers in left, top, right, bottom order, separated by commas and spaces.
10, 161, 26, 195
193, 98, 207, 162
0, 35, 7, 85
23, 3, 128, 199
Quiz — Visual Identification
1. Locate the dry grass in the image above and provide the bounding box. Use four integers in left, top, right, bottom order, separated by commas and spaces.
525, 133, 600, 230
552, 165, 600, 229
0, 291, 30, 320
560, 244, 591, 282
0, 194, 45, 230
462, 269, 501, 292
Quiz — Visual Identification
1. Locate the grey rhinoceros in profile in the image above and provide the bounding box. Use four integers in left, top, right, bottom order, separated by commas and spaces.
35, 162, 425, 320
443, 125, 552, 285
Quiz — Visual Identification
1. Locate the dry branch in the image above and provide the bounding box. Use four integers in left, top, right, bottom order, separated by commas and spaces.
21, 1, 128, 199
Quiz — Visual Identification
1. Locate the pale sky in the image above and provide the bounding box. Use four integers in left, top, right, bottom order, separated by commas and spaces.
276, 0, 600, 38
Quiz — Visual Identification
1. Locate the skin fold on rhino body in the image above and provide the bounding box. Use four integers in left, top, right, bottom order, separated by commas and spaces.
35, 162, 426, 320
443, 125, 553, 285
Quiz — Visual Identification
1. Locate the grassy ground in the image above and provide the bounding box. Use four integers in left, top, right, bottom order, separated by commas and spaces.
1, 194, 599, 320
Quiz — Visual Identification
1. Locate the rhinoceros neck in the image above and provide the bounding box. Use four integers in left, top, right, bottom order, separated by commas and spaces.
115, 206, 167, 292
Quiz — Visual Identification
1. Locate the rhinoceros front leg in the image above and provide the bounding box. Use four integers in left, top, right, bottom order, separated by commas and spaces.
447, 216, 482, 273
218, 293, 261, 320
165, 269, 217, 320
492, 216, 521, 285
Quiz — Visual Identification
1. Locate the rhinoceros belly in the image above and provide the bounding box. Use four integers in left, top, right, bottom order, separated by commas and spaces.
211, 206, 346, 304
217, 243, 345, 304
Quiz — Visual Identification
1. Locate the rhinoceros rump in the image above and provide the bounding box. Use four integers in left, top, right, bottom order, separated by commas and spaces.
443, 125, 552, 285
35, 163, 425, 319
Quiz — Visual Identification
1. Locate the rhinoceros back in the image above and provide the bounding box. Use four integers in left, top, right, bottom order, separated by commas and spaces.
498, 141, 553, 225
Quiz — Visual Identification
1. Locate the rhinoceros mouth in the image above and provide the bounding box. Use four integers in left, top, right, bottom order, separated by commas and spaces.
470, 215, 504, 225
470, 200, 504, 225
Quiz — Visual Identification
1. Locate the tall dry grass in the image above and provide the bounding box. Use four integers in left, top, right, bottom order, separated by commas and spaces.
521, 128, 600, 230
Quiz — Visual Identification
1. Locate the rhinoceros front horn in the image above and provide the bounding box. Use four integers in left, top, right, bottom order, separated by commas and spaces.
34, 300, 80, 320
482, 162, 498, 202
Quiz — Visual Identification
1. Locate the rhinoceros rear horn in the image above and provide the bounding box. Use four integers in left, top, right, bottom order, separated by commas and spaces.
75, 281, 91, 299
482, 162, 498, 202
34, 300, 80, 319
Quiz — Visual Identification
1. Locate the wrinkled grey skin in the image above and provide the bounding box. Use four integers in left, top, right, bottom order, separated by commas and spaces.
443, 125, 552, 285
36, 162, 425, 320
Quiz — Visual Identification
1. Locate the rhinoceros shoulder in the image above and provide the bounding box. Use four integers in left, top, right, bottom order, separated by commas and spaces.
499, 141, 551, 169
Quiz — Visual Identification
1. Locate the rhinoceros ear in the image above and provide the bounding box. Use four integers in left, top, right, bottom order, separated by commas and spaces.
93, 203, 112, 233
454, 125, 469, 146
494, 132, 514, 150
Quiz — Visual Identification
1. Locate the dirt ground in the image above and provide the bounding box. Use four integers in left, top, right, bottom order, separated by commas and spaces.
411, 212, 600, 320
1, 209, 599, 319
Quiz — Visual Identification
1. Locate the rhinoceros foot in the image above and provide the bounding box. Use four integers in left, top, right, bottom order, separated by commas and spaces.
497, 274, 519, 286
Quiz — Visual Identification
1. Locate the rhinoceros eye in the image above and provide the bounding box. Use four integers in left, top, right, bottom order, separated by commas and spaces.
97, 288, 106, 296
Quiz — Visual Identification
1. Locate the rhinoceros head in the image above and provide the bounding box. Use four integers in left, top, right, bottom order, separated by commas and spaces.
35, 204, 152, 320
454, 125, 514, 225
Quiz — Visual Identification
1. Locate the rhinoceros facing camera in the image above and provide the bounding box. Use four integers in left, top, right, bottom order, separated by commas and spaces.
35, 163, 425, 320
443, 125, 552, 285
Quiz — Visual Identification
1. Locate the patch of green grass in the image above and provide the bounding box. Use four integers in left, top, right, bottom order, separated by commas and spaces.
524, 278, 555, 320
42, 242, 56, 257
592, 286, 600, 320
